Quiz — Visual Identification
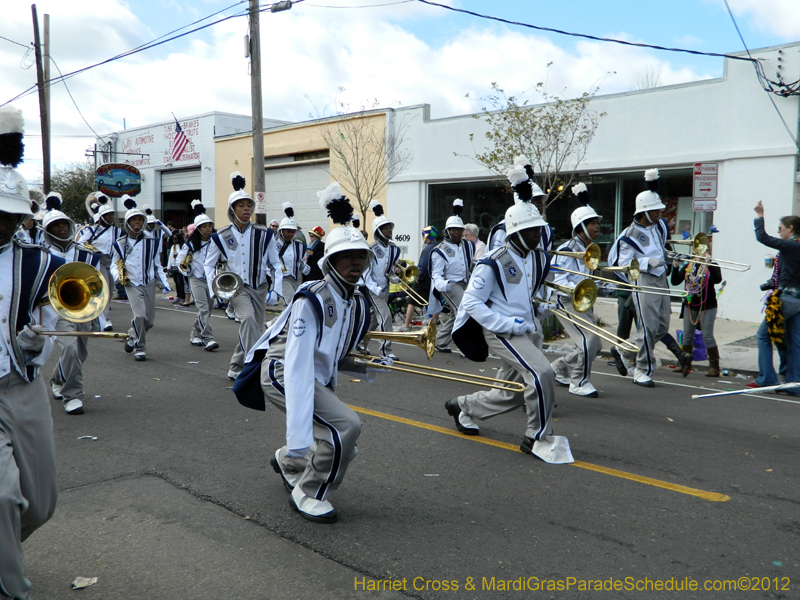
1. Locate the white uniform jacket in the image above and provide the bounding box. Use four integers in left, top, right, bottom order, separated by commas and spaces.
110, 234, 170, 288
43, 241, 102, 269
204, 223, 283, 294
276, 238, 310, 280
15, 227, 45, 246
430, 239, 475, 293
77, 223, 122, 257
488, 222, 553, 254
607, 218, 669, 282
452, 244, 550, 361
235, 275, 373, 450
176, 240, 212, 279
367, 240, 401, 297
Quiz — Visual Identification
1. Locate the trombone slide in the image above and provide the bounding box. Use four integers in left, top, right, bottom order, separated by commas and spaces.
36, 331, 129, 339
538, 300, 639, 354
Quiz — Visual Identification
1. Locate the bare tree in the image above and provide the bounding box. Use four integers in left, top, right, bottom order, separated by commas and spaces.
465, 66, 605, 219
631, 64, 664, 90
312, 97, 412, 218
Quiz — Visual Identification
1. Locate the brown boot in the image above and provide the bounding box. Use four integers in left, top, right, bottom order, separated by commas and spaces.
706, 346, 720, 377
681, 345, 693, 375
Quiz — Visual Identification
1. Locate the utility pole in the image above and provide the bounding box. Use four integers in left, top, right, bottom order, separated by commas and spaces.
248, 0, 292, 225
32, 4, 50, 193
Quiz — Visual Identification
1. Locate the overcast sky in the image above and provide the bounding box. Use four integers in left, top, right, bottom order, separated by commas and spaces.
2, 0, 799, 184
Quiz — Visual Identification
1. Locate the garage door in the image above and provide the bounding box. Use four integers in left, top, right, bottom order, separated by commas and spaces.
161, 168, 201, 192
264, 162, 331, 230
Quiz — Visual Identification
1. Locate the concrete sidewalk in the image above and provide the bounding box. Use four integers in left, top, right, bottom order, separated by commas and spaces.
549, 298, 764, 377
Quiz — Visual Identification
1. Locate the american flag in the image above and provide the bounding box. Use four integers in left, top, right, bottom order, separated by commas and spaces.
171, 120, 189, 162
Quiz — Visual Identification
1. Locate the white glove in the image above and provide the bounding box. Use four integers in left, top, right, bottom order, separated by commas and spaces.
536, 302, 556, 318
265, 291, 281, 306
285, 447, 309, 459
367, 356, 394, 374
163, 287, 171, 294
17, 325, 46, 353
444, 281, 453, 292
302, 264, 311, 276
510, 318, 529, 336
649, 259, 666, 271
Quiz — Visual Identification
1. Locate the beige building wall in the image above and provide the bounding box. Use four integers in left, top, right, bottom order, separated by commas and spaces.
214, 112, 388, 233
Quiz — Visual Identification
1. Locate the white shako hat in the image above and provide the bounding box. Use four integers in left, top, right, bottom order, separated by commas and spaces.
227, 171, 254, 225
30, 189, 44, 221
279, 202, 298, 231
42, 192, 76, 243
142, 204, 156, 224
318, 182, 373, 277
634, 168, 666, 215
191, 199, 212, 227
570, 182, 602, 231
0, 105, 33, 217
444, 199, 465, 231
122, 195, 146, 234
92, 191, 115, 218
369, 200, 393, 236
507, 155, 546, 203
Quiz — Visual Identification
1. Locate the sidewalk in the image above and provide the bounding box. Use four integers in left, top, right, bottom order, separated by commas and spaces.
547, 298, 763, 377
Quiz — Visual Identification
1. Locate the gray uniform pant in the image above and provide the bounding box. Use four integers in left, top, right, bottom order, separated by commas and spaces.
229, 283, 269, 374
189, 277, 214, 343
436, 282, 466, 348
551, 298, 602, 387
261, 359, 361, 502
281, 275, 300, 302
626, 272, 671, 377
489, 315, 543, 402
126, 280, 156, 352
457, 328, 555, 441
682, 306, 717, 350
50, 318, 96, 402
0, 372, 57, 600
367, 293, 393, 356
98, 254, 113, 322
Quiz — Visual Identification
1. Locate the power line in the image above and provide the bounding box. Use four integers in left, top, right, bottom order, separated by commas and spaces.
48, 56, 110, 144
0, 34, 29, 48
303, 0, 413, 7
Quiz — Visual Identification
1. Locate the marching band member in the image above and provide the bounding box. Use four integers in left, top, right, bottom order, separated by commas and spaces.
204, 171, 283, 380
431, 199, 475, 352
401, 225, 438, 331
14, 198, 44, 245
177, 200, 218, 351
41, 194, 102, 415
352, 212, 368, 241
550, 183, 603, 398
607, 169, 672, 387
110, 197, 171, 361
447, 179, 572, 464
77, 192, 121, 331
143, 204, 171, 241
234, 182, 388, 523
276, 202, 310, 299
0, 106, 64, 600
305, 225, 325, 281
365, 199, 401, 359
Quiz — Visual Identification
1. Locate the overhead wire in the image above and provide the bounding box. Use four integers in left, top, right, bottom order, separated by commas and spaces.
48, 56, 111, 144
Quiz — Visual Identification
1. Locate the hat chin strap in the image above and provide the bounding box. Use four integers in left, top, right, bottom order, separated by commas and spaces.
508, 232, 531, 254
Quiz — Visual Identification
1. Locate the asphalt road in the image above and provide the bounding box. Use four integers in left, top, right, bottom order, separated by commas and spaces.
23, 297, 800, 600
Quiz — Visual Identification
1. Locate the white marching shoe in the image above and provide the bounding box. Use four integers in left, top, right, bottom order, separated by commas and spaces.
64, 398, 84, 415
569, 382, 598, 397
289, 485, 337, 523
633, 370, 654, 388
51, 381, 64, 400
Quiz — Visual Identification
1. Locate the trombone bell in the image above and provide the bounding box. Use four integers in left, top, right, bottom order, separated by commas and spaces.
544, 279, 598, 313
365, 320, 436, 360
48, 262, 109, 323
394, 260, 419, 286
212, 271, 244, 301
550, 243, 601, 271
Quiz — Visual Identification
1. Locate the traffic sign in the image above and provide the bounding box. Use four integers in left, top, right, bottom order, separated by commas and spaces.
255, 191, 266, 213
693, 162, 718, 212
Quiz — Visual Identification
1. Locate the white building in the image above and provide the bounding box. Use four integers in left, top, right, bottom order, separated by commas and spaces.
96, 112, 288, 227
388, 42, 800, 322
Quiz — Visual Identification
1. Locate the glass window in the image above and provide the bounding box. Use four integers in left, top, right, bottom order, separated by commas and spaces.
428, 180, 510, 243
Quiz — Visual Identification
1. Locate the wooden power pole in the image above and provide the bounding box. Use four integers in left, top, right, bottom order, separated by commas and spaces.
248, 0, 265, 225
31, 4, 50, 193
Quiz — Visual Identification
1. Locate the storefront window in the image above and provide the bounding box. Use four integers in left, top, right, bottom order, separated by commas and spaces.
427, 180, 510, 242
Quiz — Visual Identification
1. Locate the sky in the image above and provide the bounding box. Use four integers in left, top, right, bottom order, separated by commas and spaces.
2, 0, 799, 185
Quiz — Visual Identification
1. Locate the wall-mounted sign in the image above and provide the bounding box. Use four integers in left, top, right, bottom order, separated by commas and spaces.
693, 162, 717, 211
96, 163, 142, 197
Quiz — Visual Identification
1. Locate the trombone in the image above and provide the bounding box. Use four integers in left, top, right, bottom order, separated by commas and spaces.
667, 233, 750, 272
536, 298, 639, 354
36, 262, 128, 339
543, 279, 598, 313
551, 243, 641, 282
550, 263, 688, 298
211, 263, 244, 301
390, 260, 428, 306
355, 321, 526, 393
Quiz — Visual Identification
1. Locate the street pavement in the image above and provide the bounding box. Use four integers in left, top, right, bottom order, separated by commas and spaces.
22, 296, 799, 599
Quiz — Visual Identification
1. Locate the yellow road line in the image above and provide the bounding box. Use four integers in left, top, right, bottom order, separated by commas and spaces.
350, 405, 730, 503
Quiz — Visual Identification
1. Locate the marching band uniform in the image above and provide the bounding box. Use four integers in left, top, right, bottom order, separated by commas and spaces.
205, 173, 283, 380
233, 182, 385, 523
430, 199, 475, 352
550, 184, 603, 397
447, 177, 572, 464
110, 198, 171, 361
607, 169, 671, 387
41, 194, 103, 415
77, 192, 120, 330
276, 202, 310, 299
143, 204, 172, 242
366, 200, 401, 358
177, 200, 218, 351
0, 106, 63, 600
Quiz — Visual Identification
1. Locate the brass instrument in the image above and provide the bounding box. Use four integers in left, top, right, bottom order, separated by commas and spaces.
542, 279, 598, 313
550, 263, 687, 298
36, 263, 128, 339
179, 252, 193, 275
211, 263, 244, 301
667, 233, 750, 272
597, 258, 640, 282
355, 321, 526, 393
549, 243, 601, 271
116, 258, 128, 286
390, 260, 428, 306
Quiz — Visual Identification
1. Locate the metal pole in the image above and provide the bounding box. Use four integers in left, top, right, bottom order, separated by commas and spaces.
31, 4, 50, 193
249, 0, 265, 225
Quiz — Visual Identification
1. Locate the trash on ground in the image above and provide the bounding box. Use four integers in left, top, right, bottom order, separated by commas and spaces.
667, 418, 674, 422
153, 378, 161, 381
77, 436, 97, 441
94, 395, 101, 398
350, 379, 361, 383
187, 361, 199, 364
72, 576, 98, 589
424, 474, 439, 477
765, 469, 773, 472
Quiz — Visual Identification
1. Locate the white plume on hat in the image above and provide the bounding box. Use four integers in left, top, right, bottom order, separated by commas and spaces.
644, 168, 659, 182
317, 182, 344, 209
0, 106, 24, 136
571, 182, 587, 196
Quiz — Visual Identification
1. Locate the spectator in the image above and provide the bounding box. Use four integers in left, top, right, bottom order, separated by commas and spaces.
464, 223, 486, 259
